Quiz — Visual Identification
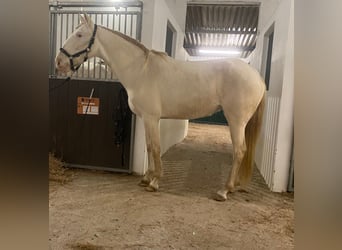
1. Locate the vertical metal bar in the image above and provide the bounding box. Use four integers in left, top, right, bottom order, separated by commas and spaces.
99, 13, 104, 79
130, 14, 133, 37
111, 13, 115, 79
60, 14, 63, 53
131, 15, 136, 39
49, 11, 57, 76
272, 98, 280, 188
71, 13, 75, 32
93, 13, 97, 79
266, 98, 274, 186
118, 14, 121, 32
267, 98, 275, 186
262, 99, 269, 176
66, 14, 69, 37
49, 11, 52, 75
114, 13, 117, 31
76, 14, 80, 78
136, 12, 142, 41
124, 8, 127, 35
105, 14, 109, 80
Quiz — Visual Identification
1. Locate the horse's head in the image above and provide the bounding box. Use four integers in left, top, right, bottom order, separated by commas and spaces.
55, 14, 97, 75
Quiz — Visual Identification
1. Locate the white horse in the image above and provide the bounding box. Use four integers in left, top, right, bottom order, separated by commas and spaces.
55, 14, 266, 201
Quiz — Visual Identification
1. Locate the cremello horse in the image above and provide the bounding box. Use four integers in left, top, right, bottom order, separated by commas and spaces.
55, 14, 266, 201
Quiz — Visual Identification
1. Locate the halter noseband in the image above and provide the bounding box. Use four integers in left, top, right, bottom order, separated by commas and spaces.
60, 24, 98, 72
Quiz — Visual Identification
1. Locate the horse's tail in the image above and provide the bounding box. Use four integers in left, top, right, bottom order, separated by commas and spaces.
238, 92, 266, 186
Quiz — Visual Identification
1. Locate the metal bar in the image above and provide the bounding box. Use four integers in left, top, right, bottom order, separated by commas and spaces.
124, 8, 127, 35
99, 13, 104, 79
93, 13, 98, 79
130, 14, 133, 37
136, 12, 142, 41
74, 14, 79, 78
50, 13, 58, 76
48, 75, 123, 83
105, 14, 109, 80
183, 44, 256, 51
266, 98, 276, 186
66, 14, 69, 37
112, 13, 115, 30
118, 14, 121, 32
49, 13, 53, 75
60, 13, 63, 51
187, 2, 260, 7
186, 28, 257, 35
111, 13, 115, 79
50, 10, 141, 15
49, 1, 143, 8
71, 13, 75, 32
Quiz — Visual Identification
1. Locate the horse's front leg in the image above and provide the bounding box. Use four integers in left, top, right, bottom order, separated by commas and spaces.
139, 117, 162, 192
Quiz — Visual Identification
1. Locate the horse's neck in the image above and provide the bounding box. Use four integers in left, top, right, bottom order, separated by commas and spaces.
95, 27, 147, 89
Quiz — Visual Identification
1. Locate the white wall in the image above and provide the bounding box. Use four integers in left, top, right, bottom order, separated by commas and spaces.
249, 0, 294, 192
131, 0, 189, 175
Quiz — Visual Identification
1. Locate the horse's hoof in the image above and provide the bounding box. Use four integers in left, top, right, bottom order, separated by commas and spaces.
145, 185, 158, 192
138, 180, 150, 187
214, 190, 227, 201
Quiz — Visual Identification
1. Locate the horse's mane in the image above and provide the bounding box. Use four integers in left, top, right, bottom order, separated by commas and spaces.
151, 50, 168, 57
101, 26, 168, 59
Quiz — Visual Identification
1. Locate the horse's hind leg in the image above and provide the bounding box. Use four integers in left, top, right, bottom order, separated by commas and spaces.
215, 121, 247, 201
139, 117, 162, 192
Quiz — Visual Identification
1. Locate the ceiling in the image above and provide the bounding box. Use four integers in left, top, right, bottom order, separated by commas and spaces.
183, 2, 260, 58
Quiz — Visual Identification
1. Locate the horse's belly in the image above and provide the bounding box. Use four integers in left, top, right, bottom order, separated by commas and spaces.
161, 100, 220, 120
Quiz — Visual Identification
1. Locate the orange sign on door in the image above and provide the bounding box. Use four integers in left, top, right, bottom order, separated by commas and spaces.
77, 97, 100, 115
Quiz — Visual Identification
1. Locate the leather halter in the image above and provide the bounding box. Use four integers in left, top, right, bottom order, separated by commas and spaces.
59, 24, 97, 72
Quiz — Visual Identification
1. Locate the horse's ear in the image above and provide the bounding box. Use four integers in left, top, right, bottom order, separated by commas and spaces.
80, 13, 94, 27
80, 14, 87, 24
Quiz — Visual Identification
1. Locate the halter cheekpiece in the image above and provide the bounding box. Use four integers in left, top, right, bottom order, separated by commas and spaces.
60, 24, 97, 72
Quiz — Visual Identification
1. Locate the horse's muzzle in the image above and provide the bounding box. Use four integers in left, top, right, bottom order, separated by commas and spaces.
55, 54, 70, 74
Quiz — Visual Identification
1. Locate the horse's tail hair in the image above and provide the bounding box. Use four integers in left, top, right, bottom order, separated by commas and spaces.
238, 92, 265, 186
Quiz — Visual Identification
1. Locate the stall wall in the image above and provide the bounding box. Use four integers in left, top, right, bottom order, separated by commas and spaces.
50, 0, 189, 175
249, 0, 294, 192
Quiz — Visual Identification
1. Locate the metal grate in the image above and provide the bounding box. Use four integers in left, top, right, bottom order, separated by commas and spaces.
184, 3, 260, 58
49, 1, 142, 81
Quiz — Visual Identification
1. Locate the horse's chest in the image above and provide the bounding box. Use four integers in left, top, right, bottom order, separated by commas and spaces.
128, 97, 139, 116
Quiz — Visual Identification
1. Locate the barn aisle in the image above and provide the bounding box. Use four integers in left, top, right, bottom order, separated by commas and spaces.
162, 123, 284, 204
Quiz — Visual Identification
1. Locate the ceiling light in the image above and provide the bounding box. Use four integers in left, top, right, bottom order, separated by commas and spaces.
198, 49, 241, 56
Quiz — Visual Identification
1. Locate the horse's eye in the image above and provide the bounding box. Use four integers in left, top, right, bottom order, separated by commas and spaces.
76, 33, 82, 38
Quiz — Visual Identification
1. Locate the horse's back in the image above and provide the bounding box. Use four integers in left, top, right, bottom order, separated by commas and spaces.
141, 56, 265, 120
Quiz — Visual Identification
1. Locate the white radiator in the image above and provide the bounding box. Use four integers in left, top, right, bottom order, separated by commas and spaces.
260, 96, 280, 190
